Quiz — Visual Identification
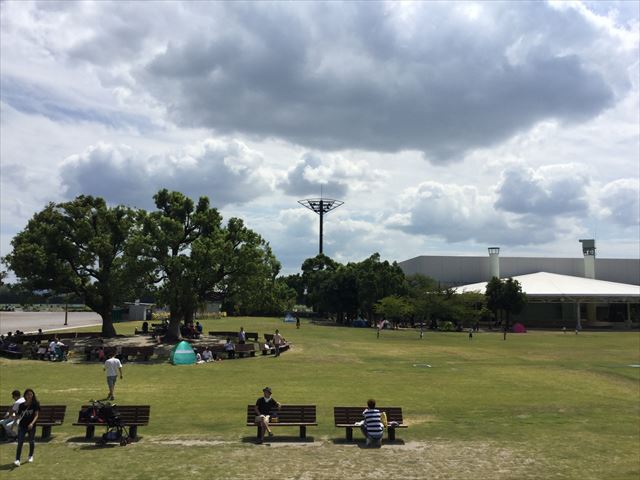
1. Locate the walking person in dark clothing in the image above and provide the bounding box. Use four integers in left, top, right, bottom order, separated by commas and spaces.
14, 388, 39, 467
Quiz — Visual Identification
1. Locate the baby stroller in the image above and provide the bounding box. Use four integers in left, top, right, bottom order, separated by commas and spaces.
81, 400, 131, 446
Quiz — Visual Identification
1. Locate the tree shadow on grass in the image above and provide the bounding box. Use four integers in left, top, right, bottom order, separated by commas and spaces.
240, 435, 316, 445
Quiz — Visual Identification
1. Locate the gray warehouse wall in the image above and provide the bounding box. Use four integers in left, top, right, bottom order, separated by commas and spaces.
398, 256, 640, 286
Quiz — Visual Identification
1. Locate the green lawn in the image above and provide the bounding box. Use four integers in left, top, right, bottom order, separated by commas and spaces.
1, 317, 638, 479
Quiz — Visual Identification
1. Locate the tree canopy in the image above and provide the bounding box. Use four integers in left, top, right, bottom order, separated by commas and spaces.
4, 196, 141, 337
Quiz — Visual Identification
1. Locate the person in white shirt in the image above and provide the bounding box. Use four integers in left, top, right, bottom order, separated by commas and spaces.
273, 330, 285, 357
104, 351, 123, 401
0, 390, 24, 439
202, 347, 214, 362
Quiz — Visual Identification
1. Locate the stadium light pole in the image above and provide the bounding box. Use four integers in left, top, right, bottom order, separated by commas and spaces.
298, 197, 344, 255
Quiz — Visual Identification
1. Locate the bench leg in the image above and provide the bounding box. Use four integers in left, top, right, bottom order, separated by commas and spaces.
388, 427, 396, 441
129, 426, 138, 439
346, 427, 353, 441
85, 425, 95, 440
299, 426, 306, 438
41, 426, 51, 439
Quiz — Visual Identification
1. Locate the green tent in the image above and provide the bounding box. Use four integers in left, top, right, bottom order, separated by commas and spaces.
170, 340, 197, 365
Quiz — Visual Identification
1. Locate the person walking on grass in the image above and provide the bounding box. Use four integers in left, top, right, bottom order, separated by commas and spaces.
104, 350, 123, 401
254, 387, 281, 444
14, 388, 39, 467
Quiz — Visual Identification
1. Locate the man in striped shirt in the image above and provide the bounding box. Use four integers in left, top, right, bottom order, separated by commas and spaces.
361, 399, 384, 447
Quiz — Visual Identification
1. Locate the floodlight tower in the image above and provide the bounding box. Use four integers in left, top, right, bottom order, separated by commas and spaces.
298, 196, 344, 255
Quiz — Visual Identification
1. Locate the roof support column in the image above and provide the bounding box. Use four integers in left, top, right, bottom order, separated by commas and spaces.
576, 302, 582, 331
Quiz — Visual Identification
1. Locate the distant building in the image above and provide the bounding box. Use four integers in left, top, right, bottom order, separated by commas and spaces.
400, 241, 640, 328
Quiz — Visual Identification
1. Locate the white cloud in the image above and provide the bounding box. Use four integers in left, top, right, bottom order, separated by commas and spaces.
1, 1, 638, 275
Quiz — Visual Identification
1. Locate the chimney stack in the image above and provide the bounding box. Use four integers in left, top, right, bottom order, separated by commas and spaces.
579, 239, 596, 279
488, 247, 500, 279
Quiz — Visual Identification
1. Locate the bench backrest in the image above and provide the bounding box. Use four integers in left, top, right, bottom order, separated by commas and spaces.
0, 405, 66, 424
77, 405, 151, 425
246, 404, 316, 424
120, 346, 155, 355
334, 406, 404, 425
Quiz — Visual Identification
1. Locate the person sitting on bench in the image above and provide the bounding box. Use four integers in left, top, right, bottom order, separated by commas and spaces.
254, 387, 280, 444
361, 399, 384, 447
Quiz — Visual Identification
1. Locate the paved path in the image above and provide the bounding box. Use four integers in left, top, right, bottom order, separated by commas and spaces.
0, 311, 102, 334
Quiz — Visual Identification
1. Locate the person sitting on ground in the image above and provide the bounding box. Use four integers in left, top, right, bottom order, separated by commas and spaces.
361, 398, 384, 447
195, 349, 205, 364
254, 387, 281, 444
0, 390, 24, 440
48, 337, 58, 360
141, 321, 149, 334
202, 346, 214, 362
224, 338, 236, 359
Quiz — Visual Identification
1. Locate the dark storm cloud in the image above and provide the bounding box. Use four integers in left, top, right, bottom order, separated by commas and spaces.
60, 140, 272, 209
136, 2, 618, 161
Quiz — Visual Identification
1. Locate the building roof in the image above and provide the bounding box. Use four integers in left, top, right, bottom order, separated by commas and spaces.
455, 272, 640, 303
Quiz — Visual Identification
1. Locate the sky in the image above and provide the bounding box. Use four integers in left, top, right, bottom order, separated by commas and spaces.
1, 0, 639, 276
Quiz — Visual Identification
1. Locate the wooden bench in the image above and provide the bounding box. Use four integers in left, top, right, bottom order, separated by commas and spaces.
209, 331, 259, 342
235, 343, 256, 358
73, 405, 151, 439
0, 405, 66, 439
0, 346, 23, 359
334, 406, 408, 441
120, 345, 155, 361
246, 405, 317, 439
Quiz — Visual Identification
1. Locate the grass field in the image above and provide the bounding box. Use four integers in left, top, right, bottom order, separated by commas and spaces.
0, 317, 638, 479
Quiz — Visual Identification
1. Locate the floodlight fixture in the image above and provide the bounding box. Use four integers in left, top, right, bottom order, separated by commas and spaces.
298, 197, 344, 255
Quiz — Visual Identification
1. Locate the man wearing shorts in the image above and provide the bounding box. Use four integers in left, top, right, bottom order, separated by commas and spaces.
254, 387, 280, 443
104, 351, 123, 401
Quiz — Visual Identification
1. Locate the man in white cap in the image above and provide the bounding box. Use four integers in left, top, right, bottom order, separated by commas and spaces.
254, 387, 281, 443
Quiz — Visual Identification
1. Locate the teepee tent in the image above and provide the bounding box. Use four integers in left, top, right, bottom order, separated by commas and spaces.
171, 341, 197, 365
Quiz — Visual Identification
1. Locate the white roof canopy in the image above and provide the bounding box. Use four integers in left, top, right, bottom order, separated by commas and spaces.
455, 272, 640, 303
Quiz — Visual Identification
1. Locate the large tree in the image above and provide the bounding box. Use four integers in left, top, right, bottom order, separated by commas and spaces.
485, 277, 527, 339
139, 189, 222, 341
4, 196, 140, 337
140, 189, 284, 340
354, 253, 407, 321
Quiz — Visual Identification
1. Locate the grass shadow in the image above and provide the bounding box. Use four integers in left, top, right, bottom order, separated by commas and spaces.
330, 437, 406, 448
78, 443, 119, 450
66, 436, 97, 443
240, 435, 315, 444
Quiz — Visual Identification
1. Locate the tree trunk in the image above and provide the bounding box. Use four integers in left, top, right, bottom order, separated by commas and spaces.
164, 309, 183, 342
100, 308, 117, 338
